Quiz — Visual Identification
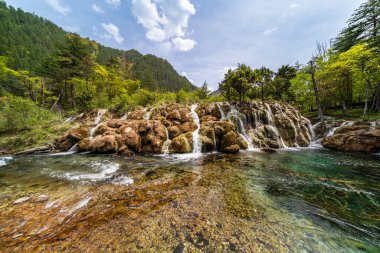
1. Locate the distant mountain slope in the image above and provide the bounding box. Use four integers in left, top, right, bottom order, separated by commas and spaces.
0, 1, 195, 91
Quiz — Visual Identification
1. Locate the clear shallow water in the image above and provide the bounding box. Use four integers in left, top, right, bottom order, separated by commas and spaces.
0, 150, 379, 252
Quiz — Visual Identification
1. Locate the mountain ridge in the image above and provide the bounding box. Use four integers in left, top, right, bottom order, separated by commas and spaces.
0, 1, 195, 92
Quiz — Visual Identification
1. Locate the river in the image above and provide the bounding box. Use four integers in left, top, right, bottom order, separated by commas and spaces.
0, 149, 379, 252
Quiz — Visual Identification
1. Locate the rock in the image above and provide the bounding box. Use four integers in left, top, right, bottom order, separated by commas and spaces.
68, 127, 89, 140
118, 145, 134, 157
170, 134, 192, 153
221, 131, 240, 153
91, 135, 118, 153
224, 144, 240, 154
261, 148, 276, 153
13, 196, 31, 205
122, 127, 142, 151
237, 136, 248, 150
322, 125, 380, 153
168, 126, 181, 139
77, 137, 92, 152
35, 195, 49, 202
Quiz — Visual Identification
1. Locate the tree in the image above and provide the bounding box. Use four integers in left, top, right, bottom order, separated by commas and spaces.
309, 58, 324, 122
197, 81, 210, 100
220, 64, 255, 102
270, 65, 297, 101
333, 0, 380, 52
253, 66, 274, 101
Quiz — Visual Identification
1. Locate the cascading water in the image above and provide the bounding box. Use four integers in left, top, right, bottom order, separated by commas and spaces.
90, 109, 107, 138
216, 103, 226, 119
224, 105, 254, 150
189, 104, 202, 154
161, 127, 172, 155
144, 108, 154, 120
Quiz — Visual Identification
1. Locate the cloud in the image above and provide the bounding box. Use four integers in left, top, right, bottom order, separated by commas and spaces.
290, 3, 299, 9
46, 0, 70, 15
181, 71, 194, 84
172, 37, 196, 51
263, 27, 278, 35
92, 4, 105, 13
219, 66, 237, 79
131, 0, 197, 51
106, 0, 121, 7
101, 23, 124, 44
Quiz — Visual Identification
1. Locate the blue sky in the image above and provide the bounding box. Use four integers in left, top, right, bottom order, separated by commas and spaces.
5, 0, 366, 90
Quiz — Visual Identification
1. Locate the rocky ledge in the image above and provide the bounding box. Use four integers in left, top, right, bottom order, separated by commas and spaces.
56, 102, 313, 155
321, 123, 380, 153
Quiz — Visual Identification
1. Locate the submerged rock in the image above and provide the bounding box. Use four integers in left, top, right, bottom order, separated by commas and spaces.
13, 196, 31, 205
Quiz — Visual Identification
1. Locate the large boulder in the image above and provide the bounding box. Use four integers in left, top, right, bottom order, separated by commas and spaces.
170, 134, 192, 153
322, 125, 380, 153
91, 135, 118, 153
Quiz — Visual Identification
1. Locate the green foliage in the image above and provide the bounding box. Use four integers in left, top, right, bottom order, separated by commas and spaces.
0, 95, 56, 132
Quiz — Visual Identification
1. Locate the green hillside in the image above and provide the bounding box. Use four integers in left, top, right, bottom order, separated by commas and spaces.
0, 1, 194, 92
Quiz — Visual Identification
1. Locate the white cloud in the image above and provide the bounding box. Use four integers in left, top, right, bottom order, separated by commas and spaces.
106, 0, 121, 7
101, 23, 124, 44
181, 71, 194, 84
172, 37, 196, 51
63, 25, 80, 33
131, 0, 197, 51
46, 0, 70, 15
92, 4, 105, 13
220, 66, 237, 78
263, 27, 278, 35
290, 3, 299, 9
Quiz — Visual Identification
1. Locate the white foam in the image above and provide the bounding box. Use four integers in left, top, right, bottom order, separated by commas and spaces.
47, 161, 120, 182
113, 175, 134, 185
0, 156, 12, 166
190, 104, 202, 155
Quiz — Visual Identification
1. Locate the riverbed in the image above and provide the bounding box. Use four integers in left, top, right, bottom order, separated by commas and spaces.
0, 149, 379, 252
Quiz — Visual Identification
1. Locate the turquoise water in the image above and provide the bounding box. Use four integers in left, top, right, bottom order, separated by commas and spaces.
0, 149, 379, 252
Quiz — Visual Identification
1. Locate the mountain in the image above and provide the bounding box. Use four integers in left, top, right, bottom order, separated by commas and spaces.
0, 1, 195, 92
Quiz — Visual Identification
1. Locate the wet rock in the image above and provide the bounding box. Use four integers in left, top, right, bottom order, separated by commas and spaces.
118, 145, 134, 157
170, 134, 192, 153
322, 125, 380, 153
261, 148, 276, 153
35, 195, 49, 202
237, 136, 248, 150
91, 135, 118, 153
77, 137, 91, 152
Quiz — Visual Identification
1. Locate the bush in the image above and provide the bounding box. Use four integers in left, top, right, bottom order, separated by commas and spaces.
0, 95, 56, 133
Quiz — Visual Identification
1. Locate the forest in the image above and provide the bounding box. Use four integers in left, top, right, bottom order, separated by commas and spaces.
0, 0, 379, 136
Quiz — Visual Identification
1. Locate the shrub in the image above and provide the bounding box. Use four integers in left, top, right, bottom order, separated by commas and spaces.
0, 95, 55, 133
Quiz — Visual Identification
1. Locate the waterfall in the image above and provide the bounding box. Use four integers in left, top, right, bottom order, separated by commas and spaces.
189, 104, 202, 154
90, 109, 107, 138
225, 105, 254, 150
144, 108, 154, 120
68, 143, 78, 152
216, 103, 225, 119
161, 127, 172, 155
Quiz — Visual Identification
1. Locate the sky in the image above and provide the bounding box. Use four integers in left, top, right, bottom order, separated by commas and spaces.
5, 0, 366, 90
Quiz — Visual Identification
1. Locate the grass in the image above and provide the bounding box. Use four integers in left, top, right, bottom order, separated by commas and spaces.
0, 117, 73, 154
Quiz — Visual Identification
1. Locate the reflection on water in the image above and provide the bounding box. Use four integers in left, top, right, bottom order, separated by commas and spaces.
0, 150, 379, 252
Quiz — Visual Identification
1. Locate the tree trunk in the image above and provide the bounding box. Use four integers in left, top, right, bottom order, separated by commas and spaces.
309, 60, 324, 123
363, 79, 371, 116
